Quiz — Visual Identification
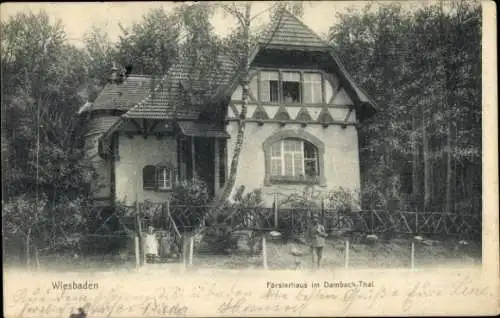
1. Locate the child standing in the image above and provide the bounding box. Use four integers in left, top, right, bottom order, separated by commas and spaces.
308, 214, 328, 270
144, 226, 159, 263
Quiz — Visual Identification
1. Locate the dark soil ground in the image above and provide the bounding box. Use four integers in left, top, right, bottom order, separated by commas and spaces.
4, 236, 481, 272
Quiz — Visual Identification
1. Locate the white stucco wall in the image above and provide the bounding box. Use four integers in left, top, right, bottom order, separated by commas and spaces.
225, 121, 361, 206
114, 133, 177, 204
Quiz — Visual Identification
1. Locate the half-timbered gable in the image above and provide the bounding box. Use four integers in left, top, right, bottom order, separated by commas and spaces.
224, 10, 377, 204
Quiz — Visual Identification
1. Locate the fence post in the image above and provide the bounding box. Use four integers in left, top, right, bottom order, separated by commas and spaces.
189, 235, 194, 267
410, 241, 415, 270
273, 196, 278, 229
34, 245, 40, 271
134, 235, 140, 268
262, 234, 268, 270
371, 210, 375, 233
321, 197, 325, 224
344, 239, 349, 269
415, 212, 419, 234
135, 201, 144, 265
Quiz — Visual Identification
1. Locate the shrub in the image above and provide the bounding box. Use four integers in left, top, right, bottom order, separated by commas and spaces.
202, 187, 265, 253
325, 187, 361, 213
170, 178, 210, 206
170, 178, 211, 230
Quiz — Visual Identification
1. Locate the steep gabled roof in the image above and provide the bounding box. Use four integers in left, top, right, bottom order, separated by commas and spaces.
122, 54, 237, 120
258, 9, 329, 48
81, 75, 153, 113
96, 9, 376, 127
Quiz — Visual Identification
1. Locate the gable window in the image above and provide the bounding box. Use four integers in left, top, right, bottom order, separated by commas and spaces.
142, 164, 174, 191
254, 70, 327, 105
260, 71, 279, 102
264, 130, 326, 186
303, 73, 323, 104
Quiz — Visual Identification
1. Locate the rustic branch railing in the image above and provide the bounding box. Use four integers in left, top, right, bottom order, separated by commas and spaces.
116, 202, 481, 239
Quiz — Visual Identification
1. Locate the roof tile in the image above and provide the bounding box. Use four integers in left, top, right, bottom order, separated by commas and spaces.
259, 10, 328, 48
86, 75, 153, 112
123, 54, 237, 120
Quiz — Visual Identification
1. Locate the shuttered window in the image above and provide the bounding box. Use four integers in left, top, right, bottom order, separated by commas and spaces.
157, 166, 173, 190
143, 164, 174, 190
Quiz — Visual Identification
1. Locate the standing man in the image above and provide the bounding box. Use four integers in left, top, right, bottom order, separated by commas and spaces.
309, 214, 328, 270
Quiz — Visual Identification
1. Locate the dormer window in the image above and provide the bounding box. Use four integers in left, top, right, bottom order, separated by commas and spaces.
282, 72, 301, 103
303, 73, 323, 104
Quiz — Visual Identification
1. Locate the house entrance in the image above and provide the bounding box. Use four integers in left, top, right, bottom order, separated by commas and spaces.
194, 138, 215, 196
177, 121, 229, 199
178, 135, 226, 199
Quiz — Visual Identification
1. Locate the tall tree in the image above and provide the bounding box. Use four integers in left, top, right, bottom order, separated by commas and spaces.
115, 8, 182, 76
82, 26, 117, 102
329, 1, 481, 213
2, 11, 95, 264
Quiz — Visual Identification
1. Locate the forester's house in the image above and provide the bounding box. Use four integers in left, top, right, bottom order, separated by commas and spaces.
78, 10, 377, 207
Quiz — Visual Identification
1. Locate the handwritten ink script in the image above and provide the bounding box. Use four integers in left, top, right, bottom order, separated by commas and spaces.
4, 272, 495, 317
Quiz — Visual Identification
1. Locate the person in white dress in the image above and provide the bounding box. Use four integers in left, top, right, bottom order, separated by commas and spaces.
144, 226, 159, 263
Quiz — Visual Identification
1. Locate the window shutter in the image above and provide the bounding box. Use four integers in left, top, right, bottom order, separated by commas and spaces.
260, 71, 278, 102
143, 165, 157, 189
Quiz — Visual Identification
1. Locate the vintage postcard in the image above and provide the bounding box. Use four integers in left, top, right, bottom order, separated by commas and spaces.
2, 1, 498, 317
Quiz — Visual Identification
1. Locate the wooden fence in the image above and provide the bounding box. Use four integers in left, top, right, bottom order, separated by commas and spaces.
114, 201, 481, 240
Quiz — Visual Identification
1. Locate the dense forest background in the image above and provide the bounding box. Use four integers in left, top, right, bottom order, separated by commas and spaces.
2, 1, 482, 256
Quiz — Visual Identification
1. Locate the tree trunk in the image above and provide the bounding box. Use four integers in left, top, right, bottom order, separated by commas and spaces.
411, 115, 420, 210
196, 3, 252, 231
422, 107, 431, 211
213, 4, 252, 207
445, 122, 453, 213
25, 228, 32, 268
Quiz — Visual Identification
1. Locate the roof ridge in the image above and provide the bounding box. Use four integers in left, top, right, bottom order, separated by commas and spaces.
258, 8, 328, 48
281, 9, 328, 46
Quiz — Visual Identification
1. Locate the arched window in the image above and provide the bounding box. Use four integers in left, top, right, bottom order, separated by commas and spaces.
270, 139, 319, 178
263, 130, 326, 186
